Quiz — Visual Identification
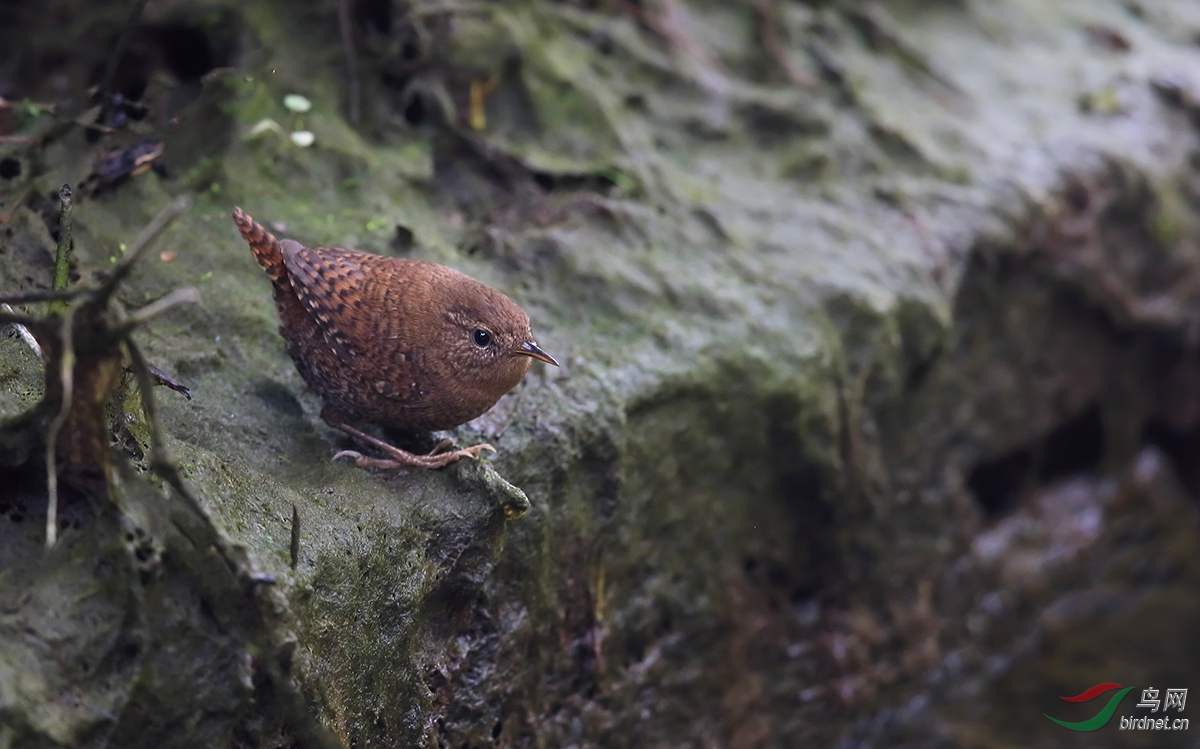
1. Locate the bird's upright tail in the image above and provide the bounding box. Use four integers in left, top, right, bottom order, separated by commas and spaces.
232, 207, 288, 285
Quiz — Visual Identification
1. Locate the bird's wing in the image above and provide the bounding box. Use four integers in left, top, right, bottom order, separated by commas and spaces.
281, 243, 406, 364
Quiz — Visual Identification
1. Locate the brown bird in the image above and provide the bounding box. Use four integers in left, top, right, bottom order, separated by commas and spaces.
233, 208, 557, 469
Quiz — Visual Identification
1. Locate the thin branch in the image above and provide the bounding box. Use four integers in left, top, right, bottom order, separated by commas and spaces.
0, 309, 49, 329
124, 337, 171, 474
113, 286, 200, 336
0, 288, 83, 305
98, 194, 193, 298
51, 184, 73, 317
53, 184, 73, 291
45, 307, 76, 549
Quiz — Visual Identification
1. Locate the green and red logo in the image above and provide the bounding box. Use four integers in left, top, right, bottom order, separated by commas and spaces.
1044, 683, 1135, 732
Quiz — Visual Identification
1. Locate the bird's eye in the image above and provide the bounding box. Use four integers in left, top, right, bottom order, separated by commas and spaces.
473, 329, 492, 347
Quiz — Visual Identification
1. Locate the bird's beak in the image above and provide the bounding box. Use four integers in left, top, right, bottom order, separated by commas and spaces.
517, 341, 559, 366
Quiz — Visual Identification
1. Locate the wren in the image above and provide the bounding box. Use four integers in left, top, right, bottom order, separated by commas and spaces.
233, 208, 557, 469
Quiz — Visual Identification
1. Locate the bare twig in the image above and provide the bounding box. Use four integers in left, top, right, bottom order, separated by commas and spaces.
45, 307, 76, 549
28, 194, 191, 547
3, 195, 190, 338
0, 288, 80, 305
0, 309, 47, 328
53, 184, 73, 296
17, 192, 341, 749
116, 286, 200, 334
124, 337, 171, 473
98, 195, 193, 299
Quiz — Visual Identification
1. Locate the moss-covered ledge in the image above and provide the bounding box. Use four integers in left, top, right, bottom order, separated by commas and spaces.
3, 0, 1200, 747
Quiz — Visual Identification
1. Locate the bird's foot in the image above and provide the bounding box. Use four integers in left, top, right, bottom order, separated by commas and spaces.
330, 424, 495, 470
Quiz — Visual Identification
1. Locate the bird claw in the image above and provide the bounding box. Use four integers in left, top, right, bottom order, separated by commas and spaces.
332, 449, 382, 466
330, 425, 495, 470
332, 450, 412, 472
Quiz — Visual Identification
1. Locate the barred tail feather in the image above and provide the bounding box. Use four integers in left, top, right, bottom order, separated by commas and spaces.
233, 207, 288, 285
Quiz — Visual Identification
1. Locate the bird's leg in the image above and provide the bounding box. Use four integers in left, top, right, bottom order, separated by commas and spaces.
327, 420, 494, 470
